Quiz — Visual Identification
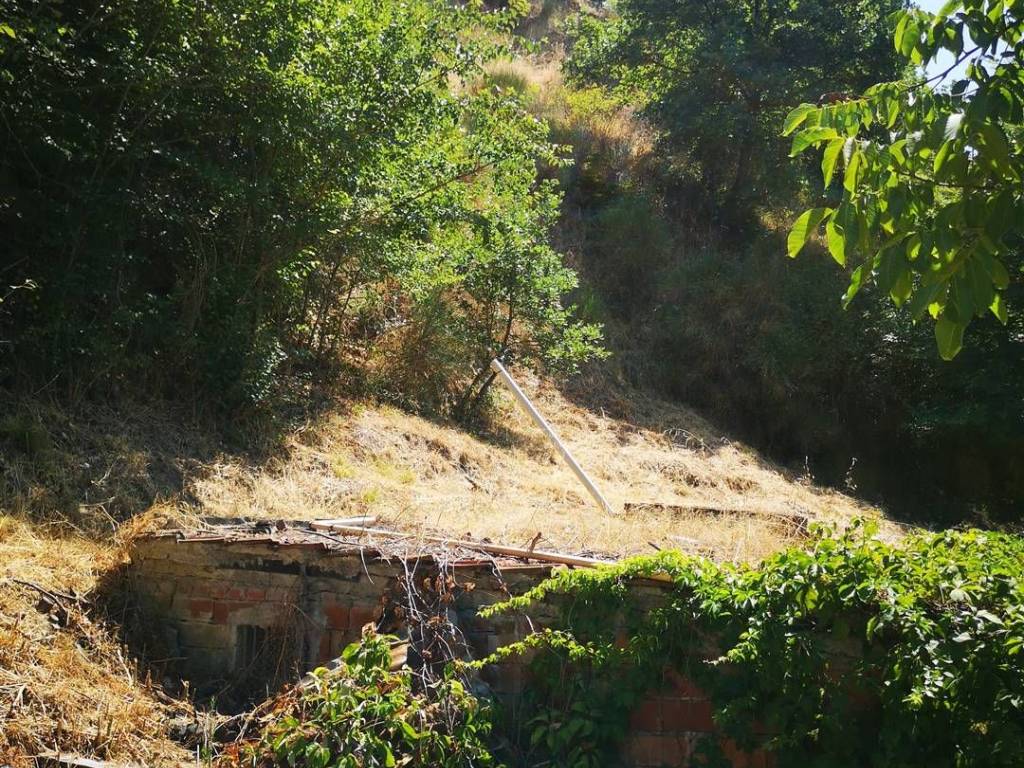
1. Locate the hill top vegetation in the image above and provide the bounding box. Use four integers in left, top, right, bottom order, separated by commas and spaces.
0, 0, 1023, 765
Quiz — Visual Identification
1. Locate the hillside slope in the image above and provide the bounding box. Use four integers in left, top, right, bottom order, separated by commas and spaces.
0, 371, 901, 763
185, 370, 894, 562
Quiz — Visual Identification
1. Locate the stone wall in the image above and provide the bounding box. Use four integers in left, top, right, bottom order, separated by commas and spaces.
128, 533, 771, 767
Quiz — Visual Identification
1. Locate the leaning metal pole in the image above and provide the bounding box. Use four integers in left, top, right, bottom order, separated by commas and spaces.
489, 358, 616, 516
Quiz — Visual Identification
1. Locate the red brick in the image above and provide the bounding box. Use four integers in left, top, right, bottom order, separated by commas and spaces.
627, 734, 689, 767
210, 600, 255, 624
245, 588, 267, 601
349, 604, 380, 629
630, 697, 662, 732
193, 583, 231, 599
188, 599, 214, 619
664, 668, 706, 700
324, 603, 350, 630
721, 739, 772, 768
663, 700, 715, 733
212, 601, 237, 624
318, 631, 332, 662
661, 697, 685, 729
226, 587, 244, 600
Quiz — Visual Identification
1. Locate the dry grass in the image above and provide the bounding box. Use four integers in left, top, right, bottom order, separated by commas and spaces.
483, 56, 654, 170
0, 515, 191, 766
191, 370, 900, 562
0, 371, 905, 764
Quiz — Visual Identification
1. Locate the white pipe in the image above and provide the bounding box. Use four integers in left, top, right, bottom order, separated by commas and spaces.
489, 358, 616, 516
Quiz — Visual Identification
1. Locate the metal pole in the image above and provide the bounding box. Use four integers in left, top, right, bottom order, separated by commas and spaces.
489, 358, 615, 516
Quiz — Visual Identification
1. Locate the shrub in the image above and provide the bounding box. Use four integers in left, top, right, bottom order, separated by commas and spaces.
230, 630, 499, 768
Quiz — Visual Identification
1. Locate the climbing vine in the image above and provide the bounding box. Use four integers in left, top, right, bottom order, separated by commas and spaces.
481, 522, 1024, 767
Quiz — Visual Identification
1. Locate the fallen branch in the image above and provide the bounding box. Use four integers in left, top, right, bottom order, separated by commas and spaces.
310, 522, 614, 569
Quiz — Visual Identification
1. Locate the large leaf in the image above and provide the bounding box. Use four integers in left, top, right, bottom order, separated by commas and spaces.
821, 138, 845, 187
782, 103, 818, 136
790, 127, 839, 157
825, 218, 846, 266
787, 207, 832, 258
935, 314, 964, 360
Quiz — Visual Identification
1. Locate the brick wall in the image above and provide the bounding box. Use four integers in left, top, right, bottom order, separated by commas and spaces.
128, 535, 772, 767
625, 669, 773, 768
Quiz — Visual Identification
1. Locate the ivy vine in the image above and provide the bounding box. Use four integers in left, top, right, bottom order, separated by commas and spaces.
480, 521, 1024, 767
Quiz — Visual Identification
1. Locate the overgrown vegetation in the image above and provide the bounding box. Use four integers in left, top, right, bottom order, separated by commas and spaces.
226, 630, 498, 768
482, 523, 1024, 767
0, 0, 601, 414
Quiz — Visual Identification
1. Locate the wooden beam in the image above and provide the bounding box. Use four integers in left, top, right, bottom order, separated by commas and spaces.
624, 502, 810, 535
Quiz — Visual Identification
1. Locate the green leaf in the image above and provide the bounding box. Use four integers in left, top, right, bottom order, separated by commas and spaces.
895, 13, 913, 57
842, 265, 865, 309
787, 208, 832, 258
790, 127, 840, 157
966, 259, 994, 315
937, 0, 960, 17
990, 292, 1008, 324
891, 268, 913, 306
0, 24, 16, 38
933, 140, 956, 177
988, 258, 1010, 290
885, 96, 900, 128
822, 138, 844, 187
843, 150, 862, 193
977, 122, 1011, 169
783, 103, 818, 136
935, 314, 964, 360
825, 219, 846, 266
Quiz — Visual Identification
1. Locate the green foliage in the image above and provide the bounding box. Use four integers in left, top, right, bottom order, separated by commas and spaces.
0, 0, 601, 410
235, 631, 498, 768
530, 0, 1022, 519
786, 0, 1024, 359
564, 0, 904, 217
482, 524, 1024, 767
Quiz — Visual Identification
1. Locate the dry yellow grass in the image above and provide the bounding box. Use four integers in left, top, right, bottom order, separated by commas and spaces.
0, 516, 191, 766
0, 370, 905, 764
191, 370, 900, 562
483, 55, 654, 169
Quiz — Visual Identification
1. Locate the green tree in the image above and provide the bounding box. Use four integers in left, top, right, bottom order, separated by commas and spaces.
565, 0, 905, 216
786, 0, 1024, 359
0, 0, 601, 410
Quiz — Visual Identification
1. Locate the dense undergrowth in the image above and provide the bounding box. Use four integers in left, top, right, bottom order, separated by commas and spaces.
481, 523, 1024, 767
